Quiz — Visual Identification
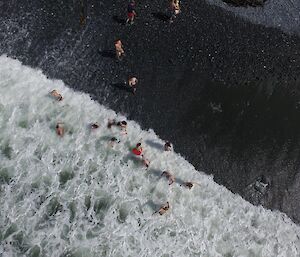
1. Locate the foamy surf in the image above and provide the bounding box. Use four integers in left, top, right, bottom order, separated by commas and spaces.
0, 55, 299, 257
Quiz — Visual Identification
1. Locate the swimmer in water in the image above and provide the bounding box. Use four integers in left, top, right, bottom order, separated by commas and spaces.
180, 181, 199, 189
107, 119, 127, 134
50, 90, 63, 101
161, 171, 175, 185
91, 122, 100, 129
142, 157, 150, 168
153, 202, 170, 215
117, 120, 127, 128
107, 119, 116, 129
109, 137, 120, 147
164, 141, 172, 151
132, 142, 143, 156
56, 122, 64, 137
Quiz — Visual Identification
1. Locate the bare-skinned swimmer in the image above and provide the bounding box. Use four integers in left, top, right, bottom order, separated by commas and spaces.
50, 89, 63, 101
161, 171, 175, 185
153, 202, 170, 215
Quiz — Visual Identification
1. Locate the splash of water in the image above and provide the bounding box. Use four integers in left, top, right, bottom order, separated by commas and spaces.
0, 55, 299, 257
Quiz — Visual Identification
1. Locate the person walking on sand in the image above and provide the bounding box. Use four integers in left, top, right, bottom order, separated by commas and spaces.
128, 77, 138, 94
126, 0, 137, 25
169, 0, 180, 23
56, 122, 64, 137
161, 171, 175, 185
153, 202, 170, 215
115, 39, 125, 60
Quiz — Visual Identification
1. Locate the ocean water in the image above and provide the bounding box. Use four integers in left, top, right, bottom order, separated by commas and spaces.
0, 55, 299, 257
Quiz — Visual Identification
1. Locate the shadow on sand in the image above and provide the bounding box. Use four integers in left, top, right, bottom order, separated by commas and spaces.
112, 15, 126, 25
111, 82, 134, 94
99, 50, 115, 59
151, 12, 170, 22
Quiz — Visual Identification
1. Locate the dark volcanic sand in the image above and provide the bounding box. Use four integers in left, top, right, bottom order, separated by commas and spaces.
1, 0, 300, 222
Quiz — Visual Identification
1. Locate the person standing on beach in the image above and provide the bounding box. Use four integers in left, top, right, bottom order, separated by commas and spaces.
115, 39, 125, 60
128, 77, 138, 94
170, 0, 180, 23
126, 0, 137, 25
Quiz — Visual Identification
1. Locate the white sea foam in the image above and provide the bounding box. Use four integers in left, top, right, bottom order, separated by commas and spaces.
0, 55, 299, 257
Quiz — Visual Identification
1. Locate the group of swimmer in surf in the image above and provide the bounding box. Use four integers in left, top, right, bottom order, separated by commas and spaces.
50, 86, 198, 216
51, 0, 185, 216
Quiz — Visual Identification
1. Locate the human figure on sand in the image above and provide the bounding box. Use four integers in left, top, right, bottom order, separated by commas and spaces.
126, 0, 137, 25
153, 202, 170, 215
169, 0, 180, 23
56, 122, 64, 137
50, 89, 63, 101
128, 77, 138, 94
114, 39, 125, 60
161, 171, 175, 185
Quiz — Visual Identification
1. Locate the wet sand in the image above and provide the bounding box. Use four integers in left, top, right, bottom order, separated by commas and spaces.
1, 0, 300, 222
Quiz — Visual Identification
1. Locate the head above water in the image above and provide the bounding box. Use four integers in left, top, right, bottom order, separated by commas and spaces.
121, 121, 127, 126
136, 143, 141, 147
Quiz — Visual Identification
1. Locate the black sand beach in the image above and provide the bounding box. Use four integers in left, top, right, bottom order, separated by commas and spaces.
1, 0, 300, 222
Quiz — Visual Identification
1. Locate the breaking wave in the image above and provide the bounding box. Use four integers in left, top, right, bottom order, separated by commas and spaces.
0, 56, 299, 257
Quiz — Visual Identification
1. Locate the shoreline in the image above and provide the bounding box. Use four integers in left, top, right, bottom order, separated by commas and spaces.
1, 0, 300, 223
